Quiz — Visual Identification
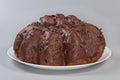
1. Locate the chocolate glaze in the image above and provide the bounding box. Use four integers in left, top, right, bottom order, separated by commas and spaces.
14, 14, 106, 66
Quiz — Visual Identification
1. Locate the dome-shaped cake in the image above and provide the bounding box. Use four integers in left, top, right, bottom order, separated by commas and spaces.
14, 14, 106, 66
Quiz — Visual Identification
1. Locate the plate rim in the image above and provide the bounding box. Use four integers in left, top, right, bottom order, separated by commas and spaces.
7, 46, 112, 70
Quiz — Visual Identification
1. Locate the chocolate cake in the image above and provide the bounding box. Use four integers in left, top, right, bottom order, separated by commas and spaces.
14, 14, 106, 66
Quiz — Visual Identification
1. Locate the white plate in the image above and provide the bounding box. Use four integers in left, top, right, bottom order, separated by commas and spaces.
7, 47, 112, 70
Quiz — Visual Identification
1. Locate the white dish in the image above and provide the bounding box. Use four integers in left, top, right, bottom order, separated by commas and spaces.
7, 47, 112, 70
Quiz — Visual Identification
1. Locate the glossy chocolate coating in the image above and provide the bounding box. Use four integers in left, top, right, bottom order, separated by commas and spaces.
14, 14, 106, 66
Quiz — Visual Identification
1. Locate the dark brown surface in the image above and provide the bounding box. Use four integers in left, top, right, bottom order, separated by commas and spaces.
14, 14, 106, 66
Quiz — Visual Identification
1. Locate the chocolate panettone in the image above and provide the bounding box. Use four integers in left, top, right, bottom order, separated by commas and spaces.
14, 14, 106, 66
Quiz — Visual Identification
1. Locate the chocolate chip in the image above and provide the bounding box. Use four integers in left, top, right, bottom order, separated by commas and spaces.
18, 34, 24, 39
82, 41, 86, 45
44, 59, 48, 63
76, 29, 80, 32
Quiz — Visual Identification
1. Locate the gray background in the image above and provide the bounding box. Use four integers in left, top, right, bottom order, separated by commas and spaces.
0, 0, 120, 80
